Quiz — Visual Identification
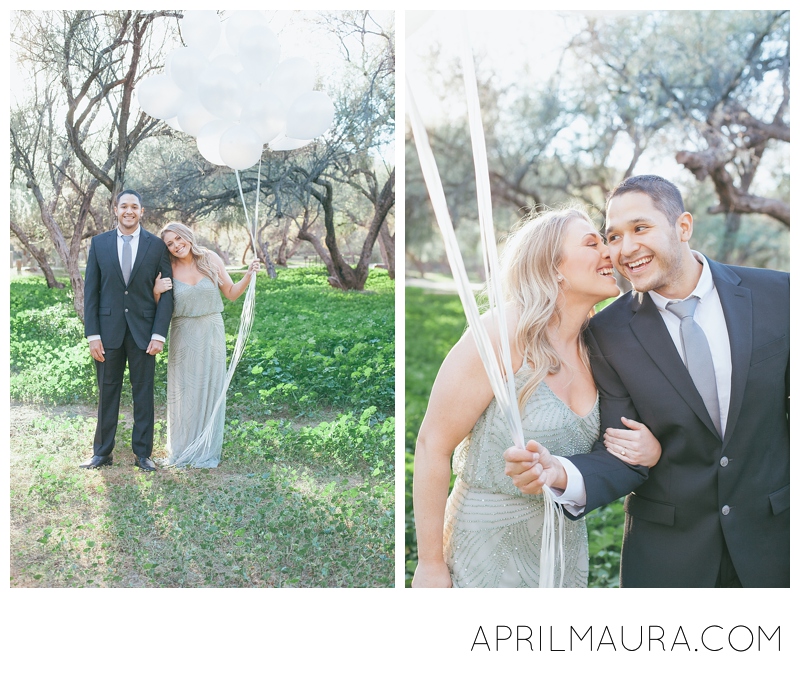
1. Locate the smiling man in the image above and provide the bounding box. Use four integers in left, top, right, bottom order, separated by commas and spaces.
81, 189, 174, 472
504, 174, 789, 587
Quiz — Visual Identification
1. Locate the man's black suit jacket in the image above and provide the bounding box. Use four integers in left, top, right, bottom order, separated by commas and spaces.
570, 258, 789, 587
84, 228, 173, 350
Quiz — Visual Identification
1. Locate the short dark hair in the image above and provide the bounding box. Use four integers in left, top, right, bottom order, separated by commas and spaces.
607, 175, 685, 226
115, 189, 142, 206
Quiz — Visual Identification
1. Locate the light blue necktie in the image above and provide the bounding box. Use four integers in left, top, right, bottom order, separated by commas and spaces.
666, 296, 722, 436
121, 235, 133, 285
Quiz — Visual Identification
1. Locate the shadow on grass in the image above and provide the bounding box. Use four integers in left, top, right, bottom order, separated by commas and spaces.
10, 405, 393, 588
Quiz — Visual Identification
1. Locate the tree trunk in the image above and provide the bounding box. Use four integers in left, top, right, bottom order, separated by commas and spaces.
275, 221, 289, 266
213, 241, 231, 265
377, 221, 395, 279
406, 249, 427, 279
29, 182, 86, 319
718, 212, 741, 263
275, 218, 297, 267
256, 227, 277, 279
309, 168, 395, 291
286, 237, 301, 261
10, 221, 65, 289
309, 178, 362, 289
353, 167, 395, 285
296, 227, 335, 273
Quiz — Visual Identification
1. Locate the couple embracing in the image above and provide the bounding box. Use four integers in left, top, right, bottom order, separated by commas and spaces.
80, 189, 259, 472
413, 174, 788, 588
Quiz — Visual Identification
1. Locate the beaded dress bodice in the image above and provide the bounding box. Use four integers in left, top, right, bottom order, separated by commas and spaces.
443, 365, 598, 588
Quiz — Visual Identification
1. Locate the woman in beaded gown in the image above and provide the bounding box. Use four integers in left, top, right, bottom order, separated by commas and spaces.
153, 222, 259, 468
412, 207, 662, 588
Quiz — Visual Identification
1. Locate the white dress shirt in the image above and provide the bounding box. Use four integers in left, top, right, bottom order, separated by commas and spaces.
555, 252, 731, 514
116, 224, 142, 269
87, 226, 166, 344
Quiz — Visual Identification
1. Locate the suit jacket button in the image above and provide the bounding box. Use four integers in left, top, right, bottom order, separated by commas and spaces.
721, 505, 730, 516
720, 456, 729, 467
124, 291, 128, 295
125, 308, 128, 313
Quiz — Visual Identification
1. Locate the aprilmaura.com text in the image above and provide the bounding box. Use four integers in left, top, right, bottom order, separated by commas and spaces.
471, 625, 779, 652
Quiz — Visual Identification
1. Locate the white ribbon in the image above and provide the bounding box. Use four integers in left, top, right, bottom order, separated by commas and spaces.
407, 24, 564, 587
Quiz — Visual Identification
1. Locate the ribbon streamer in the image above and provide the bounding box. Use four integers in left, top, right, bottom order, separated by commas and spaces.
407, 26, 564, 587
165, 166, 260, 467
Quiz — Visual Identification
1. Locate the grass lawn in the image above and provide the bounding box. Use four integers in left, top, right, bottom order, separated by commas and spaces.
10, 268, 394, 588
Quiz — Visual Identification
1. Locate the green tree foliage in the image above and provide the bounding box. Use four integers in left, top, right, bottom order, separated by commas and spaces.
572, 10, 790, 259
406, 10, 789, 275
10, 10, 181, 317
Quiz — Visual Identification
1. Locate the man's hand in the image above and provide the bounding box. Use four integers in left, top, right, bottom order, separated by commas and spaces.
503, 440, 567, 494
89, 339, 105, 363
146, 339, 164, 355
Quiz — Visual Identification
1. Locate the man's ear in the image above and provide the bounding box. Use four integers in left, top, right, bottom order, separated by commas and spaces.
676, 211, 693, 243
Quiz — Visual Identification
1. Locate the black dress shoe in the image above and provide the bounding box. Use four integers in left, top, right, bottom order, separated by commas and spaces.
134, 456, 156, 472
79, 455, 113, 469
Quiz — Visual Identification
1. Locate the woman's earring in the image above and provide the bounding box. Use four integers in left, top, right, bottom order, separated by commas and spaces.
557, 274, 564, 282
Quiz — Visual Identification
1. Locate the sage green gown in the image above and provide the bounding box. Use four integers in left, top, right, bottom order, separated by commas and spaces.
443, 365, 597, 587
165, 277, 226, 468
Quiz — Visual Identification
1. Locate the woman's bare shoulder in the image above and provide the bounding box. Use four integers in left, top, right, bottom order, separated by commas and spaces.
454, 303, 522, 369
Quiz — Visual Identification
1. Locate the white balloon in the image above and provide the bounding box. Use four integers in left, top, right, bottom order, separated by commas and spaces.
209, 52, 244, 74
219, 124, 264, 170
177, 97, 219, 138
196, 61, 245, 121
406, 11, 435, 38
181, 10, 222, 57
164, 116, 183, 132
238, 77, 265, 104
269, 134, 313, 152
207, 32, 235, 61
240, 90, 286, 144
197, 119, 234, 165
269, 57, 315, 108
285, 91, 335, 140
237, 25, 281, 83
224, 10, 270, 53
137, 74, 185, 120
167, 47, 209, 93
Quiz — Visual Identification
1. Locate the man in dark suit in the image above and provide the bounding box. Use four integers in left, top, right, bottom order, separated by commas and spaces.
81, 189, 174, 472
504, 175, 789, 587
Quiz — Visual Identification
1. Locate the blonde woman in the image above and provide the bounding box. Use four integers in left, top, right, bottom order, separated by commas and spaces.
153, 222, 259, 467
412, 207, 662, 588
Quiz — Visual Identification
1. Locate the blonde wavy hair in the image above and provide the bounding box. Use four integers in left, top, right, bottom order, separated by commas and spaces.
499, 206, 595, 410
160, 222, 220, 287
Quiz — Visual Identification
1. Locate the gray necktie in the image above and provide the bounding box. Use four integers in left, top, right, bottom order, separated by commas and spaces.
121, 234, 133, 285
666, 296, 722, 436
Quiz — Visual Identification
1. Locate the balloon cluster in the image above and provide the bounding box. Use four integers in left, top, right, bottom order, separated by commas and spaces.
137, 10, 336, 170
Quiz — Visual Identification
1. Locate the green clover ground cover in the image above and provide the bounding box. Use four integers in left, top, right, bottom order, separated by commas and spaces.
404, 286, 623, 587
10, 268, 394, 588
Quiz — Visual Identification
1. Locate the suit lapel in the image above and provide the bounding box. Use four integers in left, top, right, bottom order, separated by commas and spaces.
106, 230, 126, 286
127, 229, 152, 286
709, 260, 751, 450
629, 291, 721, 438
